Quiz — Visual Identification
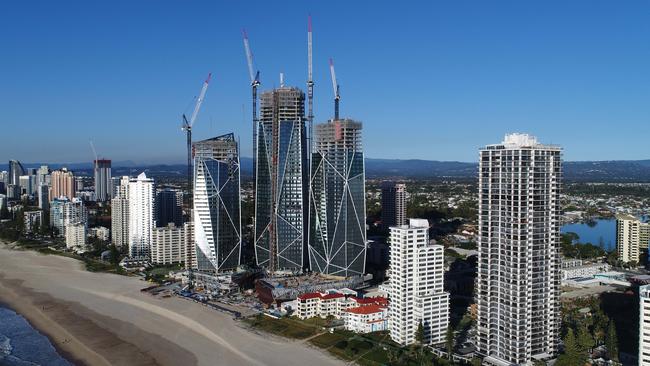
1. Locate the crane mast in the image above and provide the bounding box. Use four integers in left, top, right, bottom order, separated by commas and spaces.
242, 29, 260, 210
329, 58, 340, 120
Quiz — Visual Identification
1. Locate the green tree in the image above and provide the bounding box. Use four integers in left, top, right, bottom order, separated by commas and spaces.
556, 329, 583, 366
445, 326, 454, 359
415, 321, 425, 345
605, 321, 618, 361
576, 325, 594, 353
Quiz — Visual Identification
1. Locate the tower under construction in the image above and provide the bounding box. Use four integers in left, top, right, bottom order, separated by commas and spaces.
254, 87, 308, 272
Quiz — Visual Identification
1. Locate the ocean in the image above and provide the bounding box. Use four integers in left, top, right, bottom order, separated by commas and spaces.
0, 306, 72, 366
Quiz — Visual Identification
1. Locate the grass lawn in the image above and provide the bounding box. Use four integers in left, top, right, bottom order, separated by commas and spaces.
244, 315, 322, 339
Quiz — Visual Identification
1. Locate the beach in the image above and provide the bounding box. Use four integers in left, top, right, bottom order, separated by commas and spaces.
0, 242, 343, 366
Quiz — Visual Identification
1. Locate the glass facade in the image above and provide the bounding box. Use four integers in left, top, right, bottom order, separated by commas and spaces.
193, 133, 241, 272
308, 119, 366, 276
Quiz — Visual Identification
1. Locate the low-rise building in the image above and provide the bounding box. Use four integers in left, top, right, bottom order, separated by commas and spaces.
89, 226, 110, 241
296, 291, 388, 320
562, 262, 611, 280
344, 304, 389, 334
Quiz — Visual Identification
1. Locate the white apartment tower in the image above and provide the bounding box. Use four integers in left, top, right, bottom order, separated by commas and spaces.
151, 223, 186, 265
389, 218, 449, 346
616, 213, 650, 264
477, 133, 561, 365
640, 285, 650, 366
111, 176, 130, 249
128, 172, 154, 259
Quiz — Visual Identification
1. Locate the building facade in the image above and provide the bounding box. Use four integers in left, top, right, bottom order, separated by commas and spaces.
616, 213, 650, 264
128, 172, 154, 259
111, 176, 130, 249
640, 285, 650, 366
308, 119, 366, 276
193, 134, 241, 272
50, 197, 88, 236
94, 159, 112, 202
344, 305, 389, 334
151, 223, 186, 265
156, 188, 183, 228
476, 133, 561, 365
50, 168, 75, 200
23, 210, 42, 234
389, 219, 449, 346
8, 160, 26, 186
381, 182, 407, 229
254, 87, 308, 272
66, 222, 87, 253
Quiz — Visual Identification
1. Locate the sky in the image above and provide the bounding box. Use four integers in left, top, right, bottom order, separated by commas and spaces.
1, 1, 649, 164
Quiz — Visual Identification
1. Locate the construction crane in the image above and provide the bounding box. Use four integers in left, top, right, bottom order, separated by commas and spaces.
242, 29, 260, 189
329, 58, 340, 120
181, 72, 211, 284
307, 15, 314, 153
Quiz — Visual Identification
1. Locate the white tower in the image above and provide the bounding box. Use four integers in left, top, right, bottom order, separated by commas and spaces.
128, 172, 154, 259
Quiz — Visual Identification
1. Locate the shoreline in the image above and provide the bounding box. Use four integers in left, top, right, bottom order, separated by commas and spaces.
0, 241, 343, 366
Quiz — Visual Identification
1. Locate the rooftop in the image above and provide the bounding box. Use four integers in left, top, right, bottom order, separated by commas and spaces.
345, 304, 386, 315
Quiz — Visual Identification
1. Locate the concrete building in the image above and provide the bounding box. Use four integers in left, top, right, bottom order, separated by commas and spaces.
151, 223, 186, 265
476, 133, 561, 365
296, 290, 387, 320
50, 197, 88, 237
66, 222, 87, 253
381, 182, 406, 229
309, 119, 366, 276
50, 168, 75, 200
389, 218, 449, 346
156, 188, 183, 228
344, 304, 389, 334
640, 285, 650, 366
254, 87, 308, 272
6, 184, 20, 200
111, 176, 130, 249
19, 175, 34, 196
23, 210, 42, 234
184, 220, 197, 270
193, 133, 241, 272
128, 172, 154, 259
94, 159, 112, 202
616, 213, 650, 264
0, 195, 7, 216
36, 165, 50, 188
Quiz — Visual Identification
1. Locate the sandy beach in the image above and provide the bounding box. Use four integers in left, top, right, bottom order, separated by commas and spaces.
0, 242, 343, 366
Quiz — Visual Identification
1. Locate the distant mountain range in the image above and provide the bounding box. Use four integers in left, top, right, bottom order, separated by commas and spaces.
3, 158, 650, 182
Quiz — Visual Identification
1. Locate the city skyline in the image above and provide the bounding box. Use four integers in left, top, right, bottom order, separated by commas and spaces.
3, 1, 650, 163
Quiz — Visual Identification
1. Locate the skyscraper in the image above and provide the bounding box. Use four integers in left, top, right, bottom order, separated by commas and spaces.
8, 160, 25, 186
388, 219, 449, 345
381, 182, 407, 229
476, 133, 561, 365
640, 285, 650, 366
51, 168, 75, 200
308, 119, 366, 276
111, 176, 130, 249
94, 159, 112, 202
193, 133, 241, 272
254, 87, 308, 272
128, 172, 154, 259
38, 184, 49, 210
156, 188, 183, 228
50, 197, 88, 236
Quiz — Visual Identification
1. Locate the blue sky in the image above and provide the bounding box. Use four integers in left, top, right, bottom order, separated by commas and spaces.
2, 1, 649, 163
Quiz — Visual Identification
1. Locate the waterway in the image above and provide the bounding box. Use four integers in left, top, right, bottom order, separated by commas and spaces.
561, 218, 616, 251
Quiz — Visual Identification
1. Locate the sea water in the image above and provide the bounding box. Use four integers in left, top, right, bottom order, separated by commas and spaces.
0, 306, 71, 366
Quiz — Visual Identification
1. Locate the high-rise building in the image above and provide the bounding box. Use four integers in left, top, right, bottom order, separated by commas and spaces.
111, 176, 130, 249
128, 172, 154, 259
19, 175, 34, 196
8, 160, 26, 186
381, 182, 407, 229
616, 213, 650, 264
23, 210, 42, 234
50, 197, 88, 237
50, 168, 75, 200
156, 188, 183, 228
151, 223, 187, 265
36, 165, 50, 187
65, 222, 87, 253
254, 87, 308, 272
94, 159, 112, 202
6, 184, 20, 200
0, 171, 8, 193
38, 184, 49, 210
476, 133, 561, 365
388, 218, 449, 346
184, 220, 197, 270
308, 119, 366, 276
640, 285, 650, 366
193, 134, 241, 272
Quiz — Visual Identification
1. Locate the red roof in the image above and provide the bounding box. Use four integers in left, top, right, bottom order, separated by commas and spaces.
321, 293, 345, 300
345, 304, 386, 315
298, 292, 322, 300
351, 296, 389, 306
